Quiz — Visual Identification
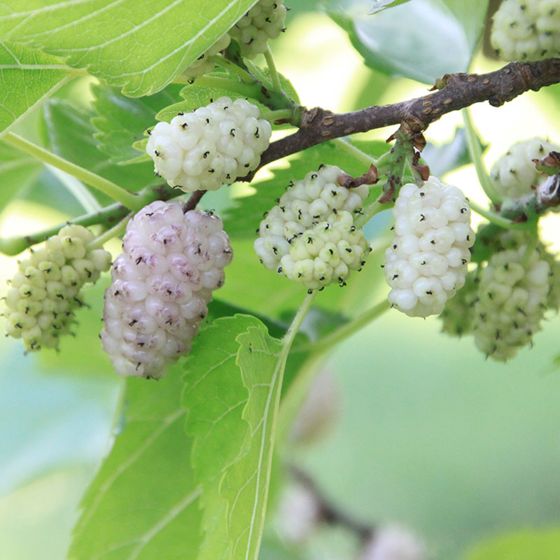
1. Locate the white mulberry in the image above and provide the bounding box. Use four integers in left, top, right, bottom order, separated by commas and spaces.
146, 97, 272, 192
490, 138, 558, 200
254, 165, 370, 291
491, 0, 560, 61
473, 243, 550, 361
101, 201, 232, 378
230, 0, 287, 57
384, 177, 474, 318
3, 225, 111, 351
184, 34, 232, 79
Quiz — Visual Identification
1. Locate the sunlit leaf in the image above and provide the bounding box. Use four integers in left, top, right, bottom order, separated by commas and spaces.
0, 1, 260, 97
0, 42, 69, 134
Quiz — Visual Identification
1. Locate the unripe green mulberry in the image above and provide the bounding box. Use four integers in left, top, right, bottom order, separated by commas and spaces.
473, 243, 550, 361
2, 225, 111, 351
491, 0, 560, 61
230, 0, 287, 57
439, 268, 481, 337
254, 165, 370, 291
490, 138, 558, 200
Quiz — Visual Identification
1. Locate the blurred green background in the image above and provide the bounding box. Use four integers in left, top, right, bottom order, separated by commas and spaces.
1, 1, 560, 559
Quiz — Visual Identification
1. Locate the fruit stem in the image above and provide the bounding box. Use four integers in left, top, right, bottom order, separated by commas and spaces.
261, 108, 296, 124
462, 108, 502, 206
1, 133, 143, 211
0, 203, 130, 256
356, 197, 390, 228
332, 137, 378, 167
264, 46, 283, 94
468, 199, 528, 230
312, 300, 389, 356
277, 299, 390, 443
88, 214, 131, 249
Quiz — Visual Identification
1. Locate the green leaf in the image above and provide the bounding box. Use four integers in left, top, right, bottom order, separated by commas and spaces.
69, 370, 202, 560
0, 1, 260, 97
465, 529, 560, 560
328, 0, 489, 84
0, 42, 69, 134
91, 83, 183, 164
222, 323, 285, 560
41, 98, 159, 196
0, 143, 41, 213
183, 315, 287, 560
183, 315, 256, 559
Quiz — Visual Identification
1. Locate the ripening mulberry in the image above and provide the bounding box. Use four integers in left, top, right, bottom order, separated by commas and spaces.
146, 97, 271, 192
3, 225, 111, 351
439, 268, 481, 337
254, 165, 370, 291
230, 0, 287, 57
384, 177, 475, 317
491, 0, 560, 61
101, 202, 232, 378
472, 243, 550, 361
184, 34, 232, 80
490, 138, 558, 200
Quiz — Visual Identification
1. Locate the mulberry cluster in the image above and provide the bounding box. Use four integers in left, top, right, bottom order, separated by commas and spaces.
146, 97, 271, 192
184, 34, 231, 80
491, 0, 560, 61
254, 165, 370, 291
472, 244, 550, 361
490, 138, 557, 200
3, 225, 111, 351
384, 177, 474, 317
101, 201, 232, 378
230, 0, 288, 57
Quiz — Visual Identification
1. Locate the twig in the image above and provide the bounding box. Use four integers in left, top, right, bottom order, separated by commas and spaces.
254, 59, 560, 172
290, 465, 374, 542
